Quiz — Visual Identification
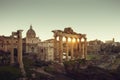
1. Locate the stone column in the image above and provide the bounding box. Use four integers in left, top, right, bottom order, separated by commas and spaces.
84, 38, 87, 59
54, 35, 57, 60
71, 38, 74, 60
59, 36, 63, 63
82, 43, 85, 59
17, 30, 26, 76
10, 35, 14, 64
78, 37, 82, 58
75, 38, 78, 58
66, 37, 68, 61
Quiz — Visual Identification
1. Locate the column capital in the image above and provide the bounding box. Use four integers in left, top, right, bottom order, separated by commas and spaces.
54, 34, 58, 37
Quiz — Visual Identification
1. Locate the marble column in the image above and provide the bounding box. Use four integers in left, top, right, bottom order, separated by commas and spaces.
84, 38, 87, 59
78, 38, 82, 58
75, 38, 78, 58
17, 30, 26, 76
10, 35, 14, 64
71, 38, 74, 59
82, 43, 85, 59
66, 37, 68, 61
59, 36, 63, 63
54, 35, 57, 60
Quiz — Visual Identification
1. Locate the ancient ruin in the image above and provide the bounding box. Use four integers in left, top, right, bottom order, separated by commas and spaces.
10, 30, 25, 76
52, 27, 87, 63
0, 26, 87, 64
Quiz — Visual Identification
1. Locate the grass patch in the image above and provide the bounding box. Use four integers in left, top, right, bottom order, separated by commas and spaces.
0, 65, 21, 80
87, 54, 101, 60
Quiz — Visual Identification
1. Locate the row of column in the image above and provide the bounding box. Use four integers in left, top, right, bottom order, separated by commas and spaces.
54, 35, 87, 63
10, 30, 26, 76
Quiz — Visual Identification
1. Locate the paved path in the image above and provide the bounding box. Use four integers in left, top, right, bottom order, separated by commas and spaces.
33, 68, 54, 77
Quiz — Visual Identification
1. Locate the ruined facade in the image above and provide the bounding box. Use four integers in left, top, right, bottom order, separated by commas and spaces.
0, 36, 18, 53
52, 27, 87, 63
87, 39, 103, 54
11, 30, 25, 75
0, 25, 41, 55
38, 39, 54, 61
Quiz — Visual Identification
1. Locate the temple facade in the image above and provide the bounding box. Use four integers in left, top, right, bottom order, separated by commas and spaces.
52, 27, 87, 63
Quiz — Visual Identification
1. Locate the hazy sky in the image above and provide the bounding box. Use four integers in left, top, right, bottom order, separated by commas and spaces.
0, 0, 120, 41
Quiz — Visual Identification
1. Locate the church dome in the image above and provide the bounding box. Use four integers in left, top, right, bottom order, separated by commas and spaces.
26, 25, 36, 38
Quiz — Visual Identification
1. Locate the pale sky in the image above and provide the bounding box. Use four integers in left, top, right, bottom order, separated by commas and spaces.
0, 0, 120, 42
